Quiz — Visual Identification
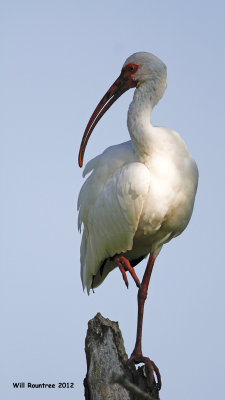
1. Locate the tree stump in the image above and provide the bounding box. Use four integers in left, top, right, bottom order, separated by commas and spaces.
84, 313, 160, 400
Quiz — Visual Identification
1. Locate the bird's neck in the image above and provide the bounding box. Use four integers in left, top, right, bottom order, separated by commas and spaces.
127, 81, 163, 160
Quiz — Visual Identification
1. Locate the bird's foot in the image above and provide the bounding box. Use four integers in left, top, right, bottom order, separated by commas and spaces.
115, 256, 141, 289
128, 352, 161, 390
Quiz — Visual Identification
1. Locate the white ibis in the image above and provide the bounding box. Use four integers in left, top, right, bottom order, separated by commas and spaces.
78, 52, 198, 389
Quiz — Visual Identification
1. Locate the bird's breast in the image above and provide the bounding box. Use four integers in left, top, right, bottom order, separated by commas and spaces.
136, 152, 198, 244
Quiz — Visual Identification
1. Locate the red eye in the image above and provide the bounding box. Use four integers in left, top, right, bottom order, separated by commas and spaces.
125, 63, 139, 73
128, 65, 135, 72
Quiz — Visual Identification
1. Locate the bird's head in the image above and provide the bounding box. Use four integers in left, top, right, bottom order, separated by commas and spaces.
78, 52, 167, 167
123, 52, 167, 90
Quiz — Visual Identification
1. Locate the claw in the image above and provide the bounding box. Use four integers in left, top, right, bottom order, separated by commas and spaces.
127, 354, 161, 390
115, 256, 141, 288
118, 262, 129, 288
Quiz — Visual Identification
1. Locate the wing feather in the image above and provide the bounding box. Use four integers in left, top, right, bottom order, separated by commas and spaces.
78, 143, 150, 293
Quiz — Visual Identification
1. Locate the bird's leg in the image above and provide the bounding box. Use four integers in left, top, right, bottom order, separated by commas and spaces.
128, 254, 161, 390
131, 254, 155, 357
115, 256, 141, 289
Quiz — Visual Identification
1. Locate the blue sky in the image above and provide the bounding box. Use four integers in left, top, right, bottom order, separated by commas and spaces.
1, 1, 225, 399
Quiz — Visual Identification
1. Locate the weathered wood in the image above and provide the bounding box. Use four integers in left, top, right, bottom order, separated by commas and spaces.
84, 313, 159, 400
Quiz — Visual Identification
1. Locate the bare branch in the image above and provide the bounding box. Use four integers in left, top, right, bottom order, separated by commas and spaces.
84, 313, 160, 400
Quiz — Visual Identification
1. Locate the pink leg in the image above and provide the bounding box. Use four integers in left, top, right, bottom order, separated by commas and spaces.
115, 256, 141, 289
128, 254, 161, 390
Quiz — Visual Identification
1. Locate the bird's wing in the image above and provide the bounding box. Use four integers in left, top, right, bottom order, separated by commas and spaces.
78, 141, 136, 232
78, 143, 150, 293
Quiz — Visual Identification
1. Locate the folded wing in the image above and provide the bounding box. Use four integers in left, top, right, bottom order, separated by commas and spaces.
78, 142, 151, 293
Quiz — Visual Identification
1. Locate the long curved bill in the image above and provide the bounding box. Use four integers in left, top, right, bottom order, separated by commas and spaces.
78, 70, 136, 167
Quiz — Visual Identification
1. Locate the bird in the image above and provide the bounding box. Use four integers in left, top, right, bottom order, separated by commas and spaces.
77, 52, 198, 389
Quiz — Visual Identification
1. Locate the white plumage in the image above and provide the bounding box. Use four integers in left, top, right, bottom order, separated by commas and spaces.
78, 52, 198, 294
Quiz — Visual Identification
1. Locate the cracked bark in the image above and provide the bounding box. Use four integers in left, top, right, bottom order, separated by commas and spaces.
84, 313, 160, 400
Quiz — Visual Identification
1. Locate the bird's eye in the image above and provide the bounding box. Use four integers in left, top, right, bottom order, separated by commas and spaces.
123, 63, 139, 75
128, 65, 135, 72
